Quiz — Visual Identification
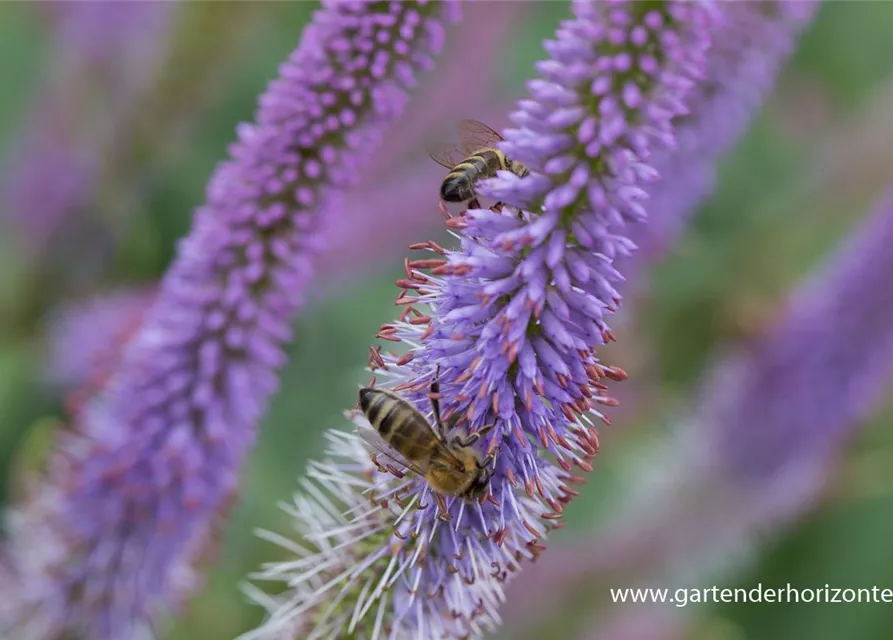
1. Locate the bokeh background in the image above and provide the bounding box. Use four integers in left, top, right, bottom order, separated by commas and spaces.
2, 2, 893, 639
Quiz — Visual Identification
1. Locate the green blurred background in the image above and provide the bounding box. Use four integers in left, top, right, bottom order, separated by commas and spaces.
2, 2, 893, 639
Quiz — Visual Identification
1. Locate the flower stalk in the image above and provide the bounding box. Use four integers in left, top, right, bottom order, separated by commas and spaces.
246, 2, 717, 638
637, 0, 819, 258
2, 1, 175, 250
0, 2, 457, 638
502, 186, 893, 639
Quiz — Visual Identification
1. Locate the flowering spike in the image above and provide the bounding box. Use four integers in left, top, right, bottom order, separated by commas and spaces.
634, 0, 818, 260
246, 1, 716, 638
2, 3, 174, 253
43, 288, 156, 395
0, 2, 457, 638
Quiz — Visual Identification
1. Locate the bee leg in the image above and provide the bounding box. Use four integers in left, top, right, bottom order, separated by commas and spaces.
476, 423, 496, 438
435, 492, 452, 521
451, 423, 496, 448
467, 197, 481, 210
452, 432, 480, 447
491, 200, 523, 220
429, 364, 448, 440
476, 453, 495, 470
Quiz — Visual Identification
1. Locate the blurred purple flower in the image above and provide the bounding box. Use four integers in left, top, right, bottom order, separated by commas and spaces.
578, 188, 893, 640
502, 187, 893, 638
711, 189, 893, 481
245, 2, 716, 638
2, 1, 174, 250
0, 2, 457, 638
322, 0, 529, 279
43, 287, 156, 394
326, 1, 820, 294
637, 0, 818, 257
39, 1, 171, 64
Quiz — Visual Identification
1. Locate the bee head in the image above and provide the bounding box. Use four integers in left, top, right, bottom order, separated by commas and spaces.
465, 468, 492, 501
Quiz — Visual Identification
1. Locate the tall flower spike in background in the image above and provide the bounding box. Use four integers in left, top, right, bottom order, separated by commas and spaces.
501, 186, 893, 640
43, 287, 156, 394
637, 0, 819, 258
0, 2, 458, 638
586, 187, 893, 640
1, 1, 174, 252
246, 1, 716, 638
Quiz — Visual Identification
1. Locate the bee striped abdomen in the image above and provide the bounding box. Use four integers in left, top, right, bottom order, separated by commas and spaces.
359, 388, 437, 463
440, 148, 509, 203
359, 388, 390, 429
357, 384, 496, 500
441, 165, 477, 202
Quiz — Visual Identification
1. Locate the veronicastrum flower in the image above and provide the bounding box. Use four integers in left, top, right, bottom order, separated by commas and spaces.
638, 0, 818, 257
2, 1, 174, 251
246, 1, 717, 638
710, 187, 893, 483
503, 186, 893, 640
323, 0, 529, 279
43, 287, 156, 394
0, 2, 457, 639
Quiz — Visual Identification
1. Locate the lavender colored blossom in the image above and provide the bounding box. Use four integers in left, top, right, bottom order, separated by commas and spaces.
43, 287, 156, 393
2, 1, 174, 250
245, 2, 715, 638
0, 3, 456, 639
323, 0, 528, 279
38, 1, 171, 64
574, 191, 893, 640
637, 0, 818, 257
502, 187, 893, 638
710, 189, 893, 480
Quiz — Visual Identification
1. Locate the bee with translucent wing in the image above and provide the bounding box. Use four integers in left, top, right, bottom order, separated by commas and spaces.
430, 119, 529, 207
357, 370, 496, 501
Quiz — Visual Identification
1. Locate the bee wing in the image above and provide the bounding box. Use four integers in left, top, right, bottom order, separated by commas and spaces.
428, 446, 467, 472
427, 119, 504, 169
458, 119, 504, 155
401, 424, 467, 471
380, 413, 468, 469
427, 143, 469, 170
356, 426, 427, 476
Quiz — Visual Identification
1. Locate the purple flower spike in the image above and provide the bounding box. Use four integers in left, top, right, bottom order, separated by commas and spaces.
246, 2, 715, 638
0, 2, 457, 638
502, 187, 893, 639
711, 186, 893, 482
3, 1, 175, 251
40, 1, 173, 64
638, 0, 818, 257
43, 287, 156, 394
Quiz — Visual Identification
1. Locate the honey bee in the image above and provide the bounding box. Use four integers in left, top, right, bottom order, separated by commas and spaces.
358, 372, 495, 500
430, 119, 529, 205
